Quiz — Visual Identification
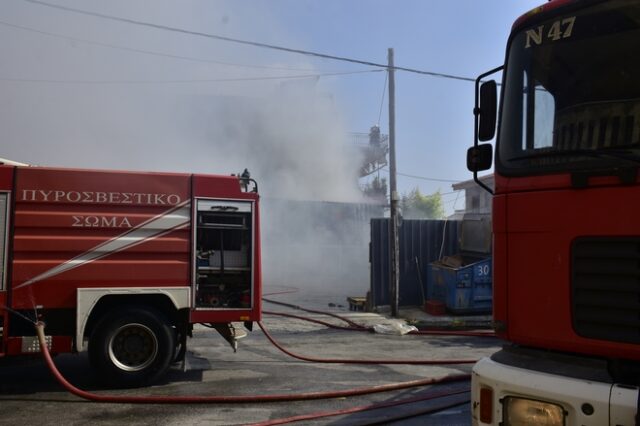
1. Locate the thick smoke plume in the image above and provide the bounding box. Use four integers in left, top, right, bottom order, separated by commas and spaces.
0, 2, 377, 297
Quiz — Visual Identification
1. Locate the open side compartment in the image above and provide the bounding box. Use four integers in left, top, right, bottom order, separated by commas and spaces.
194, 200, 253, 309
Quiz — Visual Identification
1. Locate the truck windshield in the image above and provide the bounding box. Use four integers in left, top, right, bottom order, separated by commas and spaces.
497, 0, 640, 175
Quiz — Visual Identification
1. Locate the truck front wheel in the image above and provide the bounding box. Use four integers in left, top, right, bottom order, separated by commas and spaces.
88, 306, 175, 387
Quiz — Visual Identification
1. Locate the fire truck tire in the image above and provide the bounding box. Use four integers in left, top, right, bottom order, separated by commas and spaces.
88, 306, 176, 388
172, 331, 187, 364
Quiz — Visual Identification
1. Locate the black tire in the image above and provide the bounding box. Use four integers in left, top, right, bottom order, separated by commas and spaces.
172, 329, 187, 364
88, 306, 175, 388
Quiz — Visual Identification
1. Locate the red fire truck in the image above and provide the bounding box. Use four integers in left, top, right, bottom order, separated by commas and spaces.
0, 160, 261, 387
467, 0, 640, 424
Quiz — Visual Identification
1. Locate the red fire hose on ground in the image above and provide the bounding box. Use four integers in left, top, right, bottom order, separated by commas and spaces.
246, 387, 471, 426
263, 297, 366, 329
24, 291, 495, 423
35, 321, 470, 405
262, 295, 497, 338
257, 321, 477, 365
264, 308, 495, 337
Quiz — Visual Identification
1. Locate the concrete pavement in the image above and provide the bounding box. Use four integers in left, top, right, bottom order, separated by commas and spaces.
0, 290, 501, 425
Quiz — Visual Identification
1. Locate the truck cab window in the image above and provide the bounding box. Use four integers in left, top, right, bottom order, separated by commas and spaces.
498, 0, 640, 175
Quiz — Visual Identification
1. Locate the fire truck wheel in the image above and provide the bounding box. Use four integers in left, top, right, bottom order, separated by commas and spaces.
172, 330, 187, 364
88, 306, 176, 387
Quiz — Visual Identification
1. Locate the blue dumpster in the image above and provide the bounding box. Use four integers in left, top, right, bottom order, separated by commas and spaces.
426, 214, 492, 314
427, 255, 492, 314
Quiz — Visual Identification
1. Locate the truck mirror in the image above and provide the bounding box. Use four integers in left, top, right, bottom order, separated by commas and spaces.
478, 80, 497, 141
467, 144, 493, 172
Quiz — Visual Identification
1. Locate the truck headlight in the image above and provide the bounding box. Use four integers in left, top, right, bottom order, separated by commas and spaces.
503, 397, 565, 426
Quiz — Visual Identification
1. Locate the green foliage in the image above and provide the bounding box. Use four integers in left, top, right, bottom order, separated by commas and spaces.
401, 187, 445, 219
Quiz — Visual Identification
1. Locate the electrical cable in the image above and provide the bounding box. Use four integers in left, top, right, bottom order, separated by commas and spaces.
440, 189, 464, 196
377, 71, 388, 126
23, 0, 477, 82
0, 69, 382, 85
0, 19, 344, 73
377, 167, 465, 184
438, 190, 462, 260
397, 171, 463, 183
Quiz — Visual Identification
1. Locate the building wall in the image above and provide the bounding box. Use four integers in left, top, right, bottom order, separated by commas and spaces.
453, 175, 494, 215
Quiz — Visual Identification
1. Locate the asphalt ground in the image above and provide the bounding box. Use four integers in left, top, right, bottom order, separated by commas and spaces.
0, 289, 502, 425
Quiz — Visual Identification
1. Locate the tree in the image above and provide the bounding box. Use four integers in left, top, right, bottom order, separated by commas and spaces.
401, 187, 445, 219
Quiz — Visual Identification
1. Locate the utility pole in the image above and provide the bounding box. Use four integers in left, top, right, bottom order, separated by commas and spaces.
388, 48, 399, 317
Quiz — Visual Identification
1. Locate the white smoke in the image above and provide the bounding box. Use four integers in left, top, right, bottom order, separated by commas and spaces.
0, 1, 376, 297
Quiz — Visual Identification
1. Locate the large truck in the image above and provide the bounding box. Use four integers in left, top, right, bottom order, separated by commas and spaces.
467, 0, 640, 424
0, 161, 261, 387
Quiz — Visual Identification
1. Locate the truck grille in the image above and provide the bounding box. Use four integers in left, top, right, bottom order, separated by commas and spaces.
572, 238, 640, 344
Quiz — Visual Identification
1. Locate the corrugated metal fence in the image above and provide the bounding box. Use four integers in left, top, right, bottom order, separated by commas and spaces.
370, 219, 460, 307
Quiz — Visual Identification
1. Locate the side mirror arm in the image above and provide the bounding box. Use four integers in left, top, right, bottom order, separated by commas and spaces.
472, 66, 503, 195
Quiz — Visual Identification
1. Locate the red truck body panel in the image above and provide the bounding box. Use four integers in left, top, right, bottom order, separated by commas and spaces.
494, 173, 640, 361
0, 164, 261, 356
11, 167, 192, 309
492, 0, 640, 363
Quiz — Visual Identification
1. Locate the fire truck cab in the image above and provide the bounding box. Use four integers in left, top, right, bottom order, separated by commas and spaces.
467, 0, 640, 424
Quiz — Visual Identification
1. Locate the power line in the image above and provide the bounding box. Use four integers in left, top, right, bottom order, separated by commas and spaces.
0, 69, 382, 85
397, 188, 463, 196
23, 0, 478, 83
0, 19, 351, 73
377, 71, 388, 126
374, 167, 465, 185
440, 189, 464, 196
443, 194, 464, 205
397, 171, 462, 183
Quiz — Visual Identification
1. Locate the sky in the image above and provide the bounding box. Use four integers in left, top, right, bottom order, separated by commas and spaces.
0, 0, 545, 214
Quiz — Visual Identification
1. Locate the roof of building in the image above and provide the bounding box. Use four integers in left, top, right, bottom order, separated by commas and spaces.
452, 174, 494, 191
